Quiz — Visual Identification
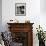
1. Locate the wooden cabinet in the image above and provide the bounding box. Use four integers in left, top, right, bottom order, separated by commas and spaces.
7, 23, 34, 46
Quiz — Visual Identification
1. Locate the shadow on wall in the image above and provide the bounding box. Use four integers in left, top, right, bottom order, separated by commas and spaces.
40, 0, 46, 14
0, 0, 2, 32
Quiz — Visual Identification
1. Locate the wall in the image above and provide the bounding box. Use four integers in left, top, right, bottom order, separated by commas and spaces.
0, 0, 2, 32
40, 0, 46, 13
40, 0, 46, 32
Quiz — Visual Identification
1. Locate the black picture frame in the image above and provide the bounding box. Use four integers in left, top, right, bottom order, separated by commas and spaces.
15, 3, 26, 16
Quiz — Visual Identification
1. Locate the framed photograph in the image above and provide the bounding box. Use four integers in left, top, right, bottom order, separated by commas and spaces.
15, 3, 26, 16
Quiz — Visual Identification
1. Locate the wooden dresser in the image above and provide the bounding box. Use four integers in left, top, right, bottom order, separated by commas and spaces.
7, 23, 34, 46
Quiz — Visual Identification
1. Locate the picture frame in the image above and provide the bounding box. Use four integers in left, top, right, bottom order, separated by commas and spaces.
15, 3, 26, 16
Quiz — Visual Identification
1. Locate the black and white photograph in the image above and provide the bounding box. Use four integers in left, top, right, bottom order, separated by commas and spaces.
15, 3, 26, 16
